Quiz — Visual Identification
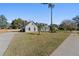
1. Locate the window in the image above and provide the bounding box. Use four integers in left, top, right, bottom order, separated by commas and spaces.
34, 27, 36, 31
28, 27, 30, 31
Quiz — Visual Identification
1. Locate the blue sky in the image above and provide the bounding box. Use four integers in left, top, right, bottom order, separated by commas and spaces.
0, 3, 79, 25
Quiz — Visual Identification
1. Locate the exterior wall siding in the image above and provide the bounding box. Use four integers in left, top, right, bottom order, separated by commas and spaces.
41, 26, 50, 32
25, 22, 38, 32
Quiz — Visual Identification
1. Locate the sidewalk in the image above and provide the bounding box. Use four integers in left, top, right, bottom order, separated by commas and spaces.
50, 32, 79, 56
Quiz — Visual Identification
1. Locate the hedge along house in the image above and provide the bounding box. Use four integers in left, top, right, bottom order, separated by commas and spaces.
40, 24, 50, 32
24, 21, 38, 32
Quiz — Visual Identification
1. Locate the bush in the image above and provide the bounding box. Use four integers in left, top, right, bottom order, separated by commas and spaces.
52, 27, 58, 33
20, 27, 25, 32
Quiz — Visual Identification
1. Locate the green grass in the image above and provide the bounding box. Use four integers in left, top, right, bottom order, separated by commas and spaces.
4, 32, 71, 56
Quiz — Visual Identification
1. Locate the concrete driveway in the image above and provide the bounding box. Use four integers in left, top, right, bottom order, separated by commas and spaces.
0, 32, 17, 56
50, 32, 79, 56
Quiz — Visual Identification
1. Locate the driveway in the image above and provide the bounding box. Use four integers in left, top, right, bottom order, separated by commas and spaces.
50, 32, 79, 56
0, 32, 17, 56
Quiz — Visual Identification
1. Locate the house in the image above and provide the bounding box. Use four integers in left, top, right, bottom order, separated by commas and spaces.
20, 21, 50, 32
23, 22, 38, 32
41, 24, 50, 32
38, 23, 50, 32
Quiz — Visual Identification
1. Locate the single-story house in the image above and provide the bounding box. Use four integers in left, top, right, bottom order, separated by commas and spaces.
41, 24, 50, 32
20, 21, 38, 32
20, 21, 50, 32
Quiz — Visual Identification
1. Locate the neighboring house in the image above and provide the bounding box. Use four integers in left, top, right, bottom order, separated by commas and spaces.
41, 24, 50, 32
24, 22, 38, 32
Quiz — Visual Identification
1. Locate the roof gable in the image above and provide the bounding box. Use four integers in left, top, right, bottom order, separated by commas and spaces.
25, 21, 37, 27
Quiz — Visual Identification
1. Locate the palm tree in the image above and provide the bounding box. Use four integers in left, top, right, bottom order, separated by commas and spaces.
42, 3, 55, 33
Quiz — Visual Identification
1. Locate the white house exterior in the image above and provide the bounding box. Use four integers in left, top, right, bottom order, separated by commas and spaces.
25, 22, 38, 32
41, 25, 50, 32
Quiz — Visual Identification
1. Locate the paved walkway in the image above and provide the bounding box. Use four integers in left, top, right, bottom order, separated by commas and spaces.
0, 32, 17, 56
50, 32, 79, 56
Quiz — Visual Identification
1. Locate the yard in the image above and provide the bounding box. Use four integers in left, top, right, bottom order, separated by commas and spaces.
0, 29, 9, 35
4, 31, 71, 56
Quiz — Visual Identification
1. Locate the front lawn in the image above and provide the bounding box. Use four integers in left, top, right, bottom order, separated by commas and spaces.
4, 31, 70, 56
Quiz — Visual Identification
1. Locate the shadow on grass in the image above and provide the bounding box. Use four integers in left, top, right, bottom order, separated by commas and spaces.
27, 33, 40, 35
6, 30, 20, 32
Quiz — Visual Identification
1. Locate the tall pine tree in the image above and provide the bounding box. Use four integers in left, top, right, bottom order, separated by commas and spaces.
0, 15, 8, 29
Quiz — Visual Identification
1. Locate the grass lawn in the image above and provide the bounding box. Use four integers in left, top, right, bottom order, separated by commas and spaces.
4, 31, 71, 56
